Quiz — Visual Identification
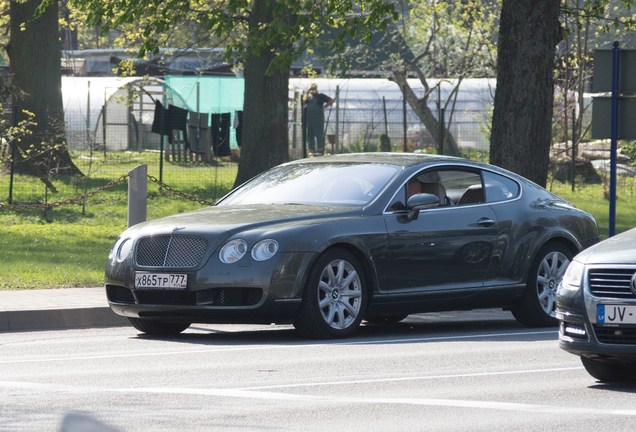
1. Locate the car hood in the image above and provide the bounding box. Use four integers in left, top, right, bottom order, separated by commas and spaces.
575, 227, 636, 265
122, 204, 362, 251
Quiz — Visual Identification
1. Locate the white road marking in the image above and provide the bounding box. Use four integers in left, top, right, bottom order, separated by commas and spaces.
2, 375, 635, 417
115, 387, 636, 416
0, 330, 556, 364
235, 367, 585, 390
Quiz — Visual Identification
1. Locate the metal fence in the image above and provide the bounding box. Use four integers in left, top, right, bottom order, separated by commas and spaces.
288, 98, 490, 159
2, 89, 636, 208
1, 99, 238, 206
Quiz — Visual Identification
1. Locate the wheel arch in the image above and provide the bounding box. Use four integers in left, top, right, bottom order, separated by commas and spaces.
519, 235, 579, 289
540, 235, 580, 258
511, 236, 578, 327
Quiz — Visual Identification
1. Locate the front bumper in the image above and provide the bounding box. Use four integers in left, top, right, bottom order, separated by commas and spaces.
558, 310, 636, 363
105, 251, 317, 324
107, 287, 302, 324
557, 266, 636, 363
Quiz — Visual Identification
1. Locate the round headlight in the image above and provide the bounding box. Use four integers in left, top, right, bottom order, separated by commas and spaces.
219, 239, 248, 264
109, 237, 122, 259
560, 260, 585, 291
117, 238, 133, 262
251, 239, 279, 261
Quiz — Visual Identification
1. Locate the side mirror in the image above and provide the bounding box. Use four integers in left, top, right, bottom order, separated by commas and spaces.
406, 193, 439, 220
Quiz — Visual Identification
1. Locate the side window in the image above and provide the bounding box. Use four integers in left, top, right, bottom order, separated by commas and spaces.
386, 168, 490, 212
415, 168, 483, 206
482, 171, 520, 203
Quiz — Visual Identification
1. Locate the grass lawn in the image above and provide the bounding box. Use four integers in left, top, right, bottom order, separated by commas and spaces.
1, 153, 634, 290
550, 179, 636, 239
0, 152, 237, 290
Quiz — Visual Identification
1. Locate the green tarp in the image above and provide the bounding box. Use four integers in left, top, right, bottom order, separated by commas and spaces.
165, 76, 245, 148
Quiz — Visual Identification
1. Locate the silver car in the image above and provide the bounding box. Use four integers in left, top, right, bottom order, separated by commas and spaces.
557, 227, 636, 381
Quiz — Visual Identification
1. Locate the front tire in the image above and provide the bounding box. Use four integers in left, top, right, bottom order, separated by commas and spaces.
294, 249, 367, 339
128, 318, 191, 335
512, 242, 573, 327
581, 357, 636, 382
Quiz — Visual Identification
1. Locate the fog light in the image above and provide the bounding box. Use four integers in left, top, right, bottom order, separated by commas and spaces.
562, 322, 587, 340
565, 326, 586, 336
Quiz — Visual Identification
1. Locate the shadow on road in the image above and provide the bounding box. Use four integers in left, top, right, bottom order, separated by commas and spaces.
132, 309, 556, 347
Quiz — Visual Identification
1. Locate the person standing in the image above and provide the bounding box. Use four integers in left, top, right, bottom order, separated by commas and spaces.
303, 83, 333, 154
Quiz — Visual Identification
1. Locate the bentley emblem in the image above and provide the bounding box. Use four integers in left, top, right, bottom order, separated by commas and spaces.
172, 226, 186, 231
631, 273, 636, 296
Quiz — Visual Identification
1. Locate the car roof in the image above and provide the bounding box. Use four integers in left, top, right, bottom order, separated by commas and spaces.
286, 152, 463, 169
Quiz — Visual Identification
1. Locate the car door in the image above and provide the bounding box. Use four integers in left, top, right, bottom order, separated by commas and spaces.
383, 167, 499, 299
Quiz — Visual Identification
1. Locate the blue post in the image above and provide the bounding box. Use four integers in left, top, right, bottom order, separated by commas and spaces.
609, 41, 620, 237
159, 83, 165, 184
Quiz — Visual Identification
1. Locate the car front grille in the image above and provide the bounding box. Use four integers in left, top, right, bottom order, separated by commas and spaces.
205, 288, 263, 306
136, 290, 198, 305
106, 285, 263, 307
136, 235, 208, 268
588, 268, 636, 299
593, 325, 636, 345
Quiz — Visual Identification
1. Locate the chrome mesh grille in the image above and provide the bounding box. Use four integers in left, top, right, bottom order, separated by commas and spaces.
136, 236, 171, 266
589, 268, 636, 299
136, 235, 208, 268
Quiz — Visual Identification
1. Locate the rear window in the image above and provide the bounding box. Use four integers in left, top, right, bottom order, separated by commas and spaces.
482, 171, 520, 203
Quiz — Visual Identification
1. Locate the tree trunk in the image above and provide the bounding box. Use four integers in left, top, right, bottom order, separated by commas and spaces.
392, 68, 460, 156
8, 0, 82, 178
489, 0, 561, 188
233, 0, 290, 188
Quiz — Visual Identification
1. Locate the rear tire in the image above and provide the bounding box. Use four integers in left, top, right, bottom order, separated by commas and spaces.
294, 249, 367, 339
512, 242, 572, 327
128, 317, 191, 335
581, 357, 636, 382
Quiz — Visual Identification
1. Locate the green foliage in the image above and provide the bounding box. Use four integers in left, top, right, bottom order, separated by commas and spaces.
562, 0, 636, 37
342, 139, 377, 153
404, 0, 500, 78
63, 0, 398, 75
621, 141, 636, 164
459, 148, 489, 163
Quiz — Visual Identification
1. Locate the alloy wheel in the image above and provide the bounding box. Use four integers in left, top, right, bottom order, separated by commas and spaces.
536, 251, 570, 317
317, 258, 363, 330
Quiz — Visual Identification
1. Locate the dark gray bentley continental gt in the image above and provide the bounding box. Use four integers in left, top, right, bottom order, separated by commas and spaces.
557, 227, 636, 382
106, 153, 600, 338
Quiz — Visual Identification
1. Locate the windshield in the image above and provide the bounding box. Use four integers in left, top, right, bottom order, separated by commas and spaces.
218, 163, 401, 206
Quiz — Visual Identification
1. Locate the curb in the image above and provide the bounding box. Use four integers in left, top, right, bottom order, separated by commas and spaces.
0, 307, 129, 332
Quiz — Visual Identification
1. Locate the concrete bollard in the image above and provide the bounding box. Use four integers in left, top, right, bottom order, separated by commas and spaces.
128, 164, 147, 227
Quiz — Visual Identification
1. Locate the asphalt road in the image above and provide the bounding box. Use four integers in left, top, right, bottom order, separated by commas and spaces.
2, 310, 636, 432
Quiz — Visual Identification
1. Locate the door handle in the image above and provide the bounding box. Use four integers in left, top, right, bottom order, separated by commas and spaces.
477, 218, 496, 227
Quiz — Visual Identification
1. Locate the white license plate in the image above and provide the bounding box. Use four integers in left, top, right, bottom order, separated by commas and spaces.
597, 305, 636, 324
135, 273, 187, 290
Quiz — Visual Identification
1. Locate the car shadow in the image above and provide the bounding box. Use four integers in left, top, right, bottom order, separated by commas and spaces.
131, 309, 556, 346
588, 383, 636, 393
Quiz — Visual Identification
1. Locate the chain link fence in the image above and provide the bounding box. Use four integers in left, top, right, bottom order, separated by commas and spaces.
1, 96, 237, 207
3, 79, 636, 210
